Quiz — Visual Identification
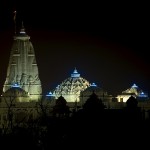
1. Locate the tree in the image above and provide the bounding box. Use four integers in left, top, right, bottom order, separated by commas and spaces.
126, 95, 138, 109
125, 95, 142, 123
83, 91, 106, 112
53, 96, 70, 117
1, 96, 16, 134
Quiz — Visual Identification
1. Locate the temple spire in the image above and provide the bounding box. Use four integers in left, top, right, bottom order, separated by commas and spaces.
3, 25, 42, 101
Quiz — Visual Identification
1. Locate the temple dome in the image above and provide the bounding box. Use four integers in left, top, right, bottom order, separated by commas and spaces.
2, 84, 30, 102
80, 83, 113, 106
52, 68, 90, 102
117, 84, 149, 102
81, 83, 106, 96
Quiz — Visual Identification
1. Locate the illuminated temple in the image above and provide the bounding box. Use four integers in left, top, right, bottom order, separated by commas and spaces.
0, 25, 149, 105
0, 25, 150, 128
2, 24, 42, 101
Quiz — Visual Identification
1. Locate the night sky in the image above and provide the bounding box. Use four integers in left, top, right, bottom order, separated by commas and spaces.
0, 1, 149, 96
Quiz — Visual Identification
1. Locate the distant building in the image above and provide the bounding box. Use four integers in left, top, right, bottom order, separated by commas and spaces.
117, 84, 149, 102
80, 83, 113, 108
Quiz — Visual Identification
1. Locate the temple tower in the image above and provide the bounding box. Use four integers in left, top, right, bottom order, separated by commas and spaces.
3, 24, 42, 101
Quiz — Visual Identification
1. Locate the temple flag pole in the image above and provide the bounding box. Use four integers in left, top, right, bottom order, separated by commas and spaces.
13, 11, 17, 35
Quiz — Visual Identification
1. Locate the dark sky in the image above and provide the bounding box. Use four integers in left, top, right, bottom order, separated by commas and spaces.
0, 1, 149, 96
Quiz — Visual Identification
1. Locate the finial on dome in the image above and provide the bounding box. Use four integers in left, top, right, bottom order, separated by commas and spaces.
90, 83, 97, 87
11, 83, 20, 88
73, 67, 78, 73
46, 91, 54, 97
71, 67, 80, 77
132, 83, 138, 88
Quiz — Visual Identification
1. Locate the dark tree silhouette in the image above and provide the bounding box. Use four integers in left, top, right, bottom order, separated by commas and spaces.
64, 92, 108, 148
83, 91, 106, 112
126, 95, 138, 109
53, 95, 70, 117
124, 95, 142, 130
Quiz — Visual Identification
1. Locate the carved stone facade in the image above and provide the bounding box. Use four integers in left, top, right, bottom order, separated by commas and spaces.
53, 69, 90, 102
3, 25, 42, 101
